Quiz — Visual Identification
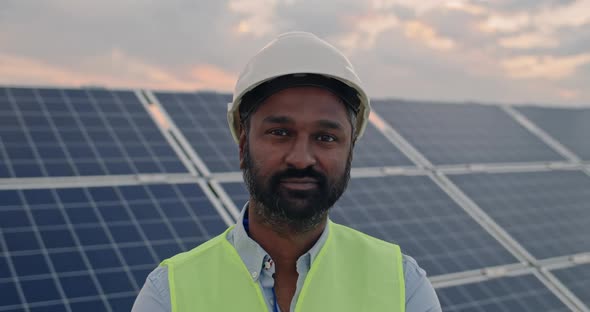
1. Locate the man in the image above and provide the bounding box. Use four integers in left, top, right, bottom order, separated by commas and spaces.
133, 32, 441, 311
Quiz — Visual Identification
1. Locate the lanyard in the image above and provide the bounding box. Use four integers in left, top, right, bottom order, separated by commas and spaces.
272, 286, 279, 312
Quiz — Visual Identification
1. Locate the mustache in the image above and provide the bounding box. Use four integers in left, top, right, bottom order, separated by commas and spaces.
270, 167, 327, 185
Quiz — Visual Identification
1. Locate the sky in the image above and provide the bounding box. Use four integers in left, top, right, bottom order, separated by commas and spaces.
1, 0, 589, 106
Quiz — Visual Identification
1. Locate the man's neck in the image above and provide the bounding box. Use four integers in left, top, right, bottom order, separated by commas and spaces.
246, 202, 327, 265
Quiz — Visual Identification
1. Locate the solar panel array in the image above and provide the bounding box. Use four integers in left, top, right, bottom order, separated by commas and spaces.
1, 86, 589, 311
0, 88, 187, 178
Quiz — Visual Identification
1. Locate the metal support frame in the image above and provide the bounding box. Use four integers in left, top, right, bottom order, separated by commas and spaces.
142, 90, 213, 177
134, 90, 199, 176
502, 105, 582, 163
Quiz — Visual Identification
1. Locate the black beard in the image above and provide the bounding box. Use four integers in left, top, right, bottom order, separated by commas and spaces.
242, 141, 352, 234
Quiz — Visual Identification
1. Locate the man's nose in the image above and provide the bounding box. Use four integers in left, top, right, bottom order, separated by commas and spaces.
285, 137, 317, 169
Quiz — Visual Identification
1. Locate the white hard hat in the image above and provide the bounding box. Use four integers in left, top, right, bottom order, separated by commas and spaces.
227, 31, 371, 143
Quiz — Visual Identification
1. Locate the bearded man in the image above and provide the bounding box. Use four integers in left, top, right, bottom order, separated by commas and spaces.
133, 31, 441, 312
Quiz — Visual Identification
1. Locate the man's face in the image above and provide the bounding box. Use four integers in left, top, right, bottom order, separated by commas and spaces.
240, 86, 353, 231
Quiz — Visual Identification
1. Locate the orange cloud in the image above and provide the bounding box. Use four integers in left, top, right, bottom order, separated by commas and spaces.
404, 20, 455, 51
501, 54, 590, 80
558, 89, 578, 100
336, 13, 400, 53
0, 53, 117, 86
479, 13, 530, 33
190, 64, 236, 91
0, 51, 236, 92
445, 1, 486, 16
498, 32, 558, 49
229, 0, 282, 37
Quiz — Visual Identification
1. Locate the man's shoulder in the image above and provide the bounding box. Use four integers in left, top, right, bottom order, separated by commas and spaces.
162, 230, 230, 267
331, 222, 400, 249
401, 254, 428, 281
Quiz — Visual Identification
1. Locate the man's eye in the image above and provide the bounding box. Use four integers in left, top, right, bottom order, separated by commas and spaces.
269, 129, 289, 136
316, 134, 336, 142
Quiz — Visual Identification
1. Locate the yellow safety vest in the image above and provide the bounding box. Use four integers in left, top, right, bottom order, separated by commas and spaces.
161, 221, 405, 311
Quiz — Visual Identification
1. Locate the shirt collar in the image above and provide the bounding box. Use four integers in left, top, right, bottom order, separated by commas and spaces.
227, 202, 331, 280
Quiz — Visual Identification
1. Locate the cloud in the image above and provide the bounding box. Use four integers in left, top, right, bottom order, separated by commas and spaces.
534, 0, 590, 31
336, 13, 401, 53
404, 20, 455, 51
190, 64, 236, 91
479, 1, 590, 35
1, 0, 590, 106
501, 53, 590, 79
498, 31, 559, 49
479, 13, 530, 33
0, 50, 236, 91
444, 1, 487, 16
372, 0, 447, 15
229, 0, 289, 37
336, 13, 454, 54
0, 53, 95, 86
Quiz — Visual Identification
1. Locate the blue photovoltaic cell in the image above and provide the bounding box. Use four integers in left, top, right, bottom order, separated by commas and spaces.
449, 170, 590, 260
0, 87, 187, 177
372, 100, 565, 165
351, 122, 414, 167
437, 274, 570, 311
0, 183, 228, 311
155, 91, 238, 173
517, 106, 590, 160
219, 175, 517, 276
551, 263, 590, 309
155, 92, 414, 172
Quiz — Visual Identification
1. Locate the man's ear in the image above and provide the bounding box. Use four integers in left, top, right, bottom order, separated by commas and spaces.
238, 127, 247, 169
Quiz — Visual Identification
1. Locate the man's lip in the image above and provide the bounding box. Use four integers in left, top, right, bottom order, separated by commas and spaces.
279, 178, 319, 190
280, 177, 319, 183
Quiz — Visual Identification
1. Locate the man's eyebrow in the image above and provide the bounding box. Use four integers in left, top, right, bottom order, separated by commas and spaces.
316, 119, 344, 131
262, 115, 294, 124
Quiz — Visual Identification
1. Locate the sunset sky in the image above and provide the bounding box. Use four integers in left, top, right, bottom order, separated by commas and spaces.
1, 0, 589, 106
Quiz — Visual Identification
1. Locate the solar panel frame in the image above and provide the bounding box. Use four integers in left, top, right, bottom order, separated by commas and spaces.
0, 179, 232, 312
371, 100, 566, 165
211, 173, 520, 277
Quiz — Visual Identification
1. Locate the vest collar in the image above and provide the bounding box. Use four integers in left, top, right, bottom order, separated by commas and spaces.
229, 203, 331, 281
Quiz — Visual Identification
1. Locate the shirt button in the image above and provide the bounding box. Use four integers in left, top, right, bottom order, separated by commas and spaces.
251, 271, 258, 278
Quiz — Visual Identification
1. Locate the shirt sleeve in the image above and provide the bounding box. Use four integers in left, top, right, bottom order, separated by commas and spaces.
403, 254, 442, 312
131, 266, 171, 312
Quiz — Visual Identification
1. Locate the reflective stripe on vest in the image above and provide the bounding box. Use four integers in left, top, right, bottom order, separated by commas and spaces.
161, 221, 405, 312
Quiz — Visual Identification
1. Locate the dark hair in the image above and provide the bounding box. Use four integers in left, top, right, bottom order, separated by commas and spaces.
239, 74, 359, 140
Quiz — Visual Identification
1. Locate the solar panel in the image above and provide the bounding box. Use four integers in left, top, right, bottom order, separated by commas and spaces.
217, 175, 518, 276
351, 122, 414, 167
372, 100, 565, 165
551, 263, 590, 309
449, 170, 590, 260
0, 182, 228, 311
437, 274, 570, 311
0, 87, 188, 178
517, 106, 590, 160
154, 91, 238, 173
